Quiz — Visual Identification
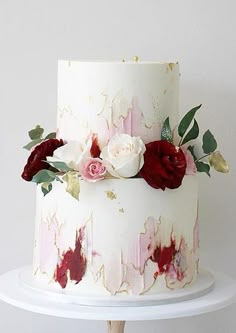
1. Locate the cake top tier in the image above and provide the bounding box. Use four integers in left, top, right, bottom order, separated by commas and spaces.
59, 59, 178, 64
57, 60, 179, 147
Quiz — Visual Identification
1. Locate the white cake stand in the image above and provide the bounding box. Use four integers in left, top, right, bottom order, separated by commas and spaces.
0, 267, 236, 333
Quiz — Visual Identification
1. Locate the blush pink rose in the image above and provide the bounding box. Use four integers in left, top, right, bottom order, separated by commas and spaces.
181, 146, 197, 175
79, 158, 106, 182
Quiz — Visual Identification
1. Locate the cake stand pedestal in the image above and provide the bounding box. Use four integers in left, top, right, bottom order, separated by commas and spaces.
0, 268, 236, 333
107, 321, 126, 333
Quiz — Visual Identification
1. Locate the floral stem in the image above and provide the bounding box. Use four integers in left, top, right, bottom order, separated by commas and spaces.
196, 154, 210, 162
178, 137, 183, 147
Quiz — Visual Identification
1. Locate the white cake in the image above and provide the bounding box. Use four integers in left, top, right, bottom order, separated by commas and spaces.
34, 175, 198, 295
57, 60, 179, 147
29, 60, 200, 296
21, 59, 227, 300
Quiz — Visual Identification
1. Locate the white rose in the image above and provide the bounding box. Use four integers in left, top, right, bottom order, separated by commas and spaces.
100, 134, 146, 178
47, 139, 92, 171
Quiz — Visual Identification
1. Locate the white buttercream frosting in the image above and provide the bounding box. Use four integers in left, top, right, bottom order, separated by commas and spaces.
33, 176, 198, 295
57, 61, 179, 147
33, 60, 200, 296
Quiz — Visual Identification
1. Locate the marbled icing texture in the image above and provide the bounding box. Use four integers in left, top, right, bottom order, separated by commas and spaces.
32, 61, 199, 296
57, 61, 179, 147
33, 176, 198, 295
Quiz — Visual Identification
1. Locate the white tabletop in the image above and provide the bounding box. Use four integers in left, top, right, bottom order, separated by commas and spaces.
0, 267, 236, 321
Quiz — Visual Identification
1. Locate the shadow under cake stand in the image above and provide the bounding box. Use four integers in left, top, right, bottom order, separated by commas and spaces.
0, 267, 236, 333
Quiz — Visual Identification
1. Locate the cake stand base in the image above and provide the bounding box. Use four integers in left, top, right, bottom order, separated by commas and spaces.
107, 321, 125, 333
0, 267, 236, 333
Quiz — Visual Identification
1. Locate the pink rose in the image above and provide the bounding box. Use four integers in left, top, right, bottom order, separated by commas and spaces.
79, 158, 106, 182
181, 146, 197, 175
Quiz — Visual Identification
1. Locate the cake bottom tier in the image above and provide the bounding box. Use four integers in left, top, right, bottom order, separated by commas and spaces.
33, 176, 199, 296
21, 267, 213, 307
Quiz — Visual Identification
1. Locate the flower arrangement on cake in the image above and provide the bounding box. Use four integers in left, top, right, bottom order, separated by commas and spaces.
21, 104, 229, 199
22, 60, 231, 296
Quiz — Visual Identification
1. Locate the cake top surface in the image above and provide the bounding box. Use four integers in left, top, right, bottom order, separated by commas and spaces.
58, 59, 179, 65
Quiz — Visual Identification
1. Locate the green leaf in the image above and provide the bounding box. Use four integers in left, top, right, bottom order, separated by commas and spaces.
32, 169, 56, 184
32, 169, 62, 184
41, 182, 53, 196
181, 119, 199, 145
23, 138, 43, 150
28, 125, 44, 140
45, 132, 56, 140
46, 161, 72, 172
196, 161, 211, 177
188, 145, 197, 161
202, 130, 217, 154
62, 171, 80, 200
161, 117, 173, 142
178, 104, 202, 138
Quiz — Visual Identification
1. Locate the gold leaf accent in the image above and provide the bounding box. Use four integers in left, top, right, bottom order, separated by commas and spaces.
168, 63, 175, 70
62, 171, 80, 199
119, 208, 124, 213
133, 56, 139, 62
209, 151, 229, 173
58, 106, 72, 118
105, 191, 117, 200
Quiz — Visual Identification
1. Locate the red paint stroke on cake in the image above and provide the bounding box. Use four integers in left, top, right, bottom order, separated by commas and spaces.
151, 238, 177, 277
55, 229, 87, 288
151, 237, 187, 282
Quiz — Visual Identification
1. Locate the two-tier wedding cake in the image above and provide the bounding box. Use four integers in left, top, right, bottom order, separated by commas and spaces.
21, 59, 228, 299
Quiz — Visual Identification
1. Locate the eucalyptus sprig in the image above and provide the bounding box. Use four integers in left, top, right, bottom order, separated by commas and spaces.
187, 145, 211, 176
23, 125, 56, 151
187, 130, 229, 176
161, 104, 229, 177
32, 169, 63, 185
31, 167, 81, 200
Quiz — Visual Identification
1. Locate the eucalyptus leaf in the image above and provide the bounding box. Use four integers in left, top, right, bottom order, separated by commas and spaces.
181, 119, 199, 145
196, 161, 211, 177
187, 145, 197, 161
28, 125, 44, 140
178, 104, 202, 138
161, 117, 173, 142
41, 182, 53, 196
202, 130, 217, 154
23, 138, 43, 151
32, 169, 61, 184
63, 171, 80, 200
46, 161, 72, 172
45, 132, 57, 140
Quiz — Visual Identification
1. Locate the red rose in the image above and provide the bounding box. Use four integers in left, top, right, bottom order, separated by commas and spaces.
140, 140, 186, 190
21, 138, 64, 181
